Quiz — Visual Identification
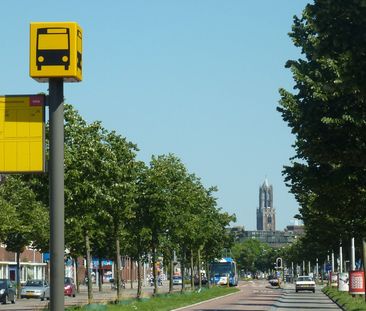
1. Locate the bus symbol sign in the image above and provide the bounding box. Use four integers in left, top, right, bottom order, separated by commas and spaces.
30, 22, 82, 82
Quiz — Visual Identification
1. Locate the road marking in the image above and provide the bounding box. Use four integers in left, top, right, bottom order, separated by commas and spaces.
171, 291, 240, 311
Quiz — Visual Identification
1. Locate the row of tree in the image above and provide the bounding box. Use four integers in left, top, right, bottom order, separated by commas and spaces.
232, 239, 275, 274
277, 0, 366, 264
0, 104, 235, 301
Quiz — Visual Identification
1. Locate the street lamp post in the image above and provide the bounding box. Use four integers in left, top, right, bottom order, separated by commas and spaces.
340, 241, 343, 273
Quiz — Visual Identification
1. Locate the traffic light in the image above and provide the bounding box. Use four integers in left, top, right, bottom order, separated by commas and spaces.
276, 257, 282, 269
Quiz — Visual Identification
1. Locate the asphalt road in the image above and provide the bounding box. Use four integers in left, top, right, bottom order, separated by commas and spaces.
269, 285, 342, 311
174, 280, 342, 311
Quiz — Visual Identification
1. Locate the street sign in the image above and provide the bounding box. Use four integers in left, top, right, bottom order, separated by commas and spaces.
326, 263, 332, 272
0, 95, 45, 173
30, 22, 82, 82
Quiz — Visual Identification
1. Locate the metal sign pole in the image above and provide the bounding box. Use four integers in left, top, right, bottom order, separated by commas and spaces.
49, 78, 65, 311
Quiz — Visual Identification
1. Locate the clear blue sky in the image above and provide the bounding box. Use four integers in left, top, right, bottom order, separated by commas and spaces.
1, 1, 311, 230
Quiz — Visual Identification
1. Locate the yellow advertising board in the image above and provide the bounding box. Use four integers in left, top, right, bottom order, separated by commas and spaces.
0, 95, 45, 173
30, 22, 82, 82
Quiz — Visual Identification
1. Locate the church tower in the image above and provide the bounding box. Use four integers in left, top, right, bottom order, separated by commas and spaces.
256, 178, 276, 231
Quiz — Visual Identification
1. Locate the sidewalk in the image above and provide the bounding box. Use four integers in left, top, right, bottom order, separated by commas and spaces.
73, 281, 179, 305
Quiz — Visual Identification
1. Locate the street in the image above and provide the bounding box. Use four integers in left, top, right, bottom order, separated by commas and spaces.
0, 280, 342, 311
174, 280, 342, 311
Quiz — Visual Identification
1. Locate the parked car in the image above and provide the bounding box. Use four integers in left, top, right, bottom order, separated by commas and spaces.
0, 279, 16, 304
295, 275, 315, 293
42, 277, 76, 300
194, 274, 208, 285
172, 276, 182, 285
64, 277, 76, 297
21, 279, 49, 300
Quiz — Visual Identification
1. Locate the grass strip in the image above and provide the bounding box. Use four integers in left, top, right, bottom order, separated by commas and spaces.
323, 286, 366, 311
68, 286, 239, 311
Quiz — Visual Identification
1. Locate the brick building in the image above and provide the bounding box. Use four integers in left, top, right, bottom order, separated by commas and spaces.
0, 245, 46, 283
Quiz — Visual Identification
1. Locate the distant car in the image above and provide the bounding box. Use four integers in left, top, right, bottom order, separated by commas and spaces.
20, 279, 49, 300
64, 277, 76, 297
0, 279, 16, 304
172, 276, 182, 285
268, 277, 279, 287
295, 275, 315, 293
194, 275, 208, 285
42, 277, 76, 300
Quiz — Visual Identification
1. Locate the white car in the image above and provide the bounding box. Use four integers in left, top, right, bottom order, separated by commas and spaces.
20, 279, 49, 300
295, 275, 315, 293
172, 276, 182, 285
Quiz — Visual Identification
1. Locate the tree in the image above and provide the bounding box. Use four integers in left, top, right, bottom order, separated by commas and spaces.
98, 130, 140, 299
277, 0, 366, 253
138, 154, 188, 295
231, 239, 271, 274
63, 105, 109, 303
0, 175, 48, 296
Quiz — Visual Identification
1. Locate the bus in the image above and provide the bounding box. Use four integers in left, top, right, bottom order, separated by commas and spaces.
210, 257, 238, 286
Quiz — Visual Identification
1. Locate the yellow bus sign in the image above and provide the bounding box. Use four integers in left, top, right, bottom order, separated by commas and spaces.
30, 22, 82, 82
0, 95, 45, 173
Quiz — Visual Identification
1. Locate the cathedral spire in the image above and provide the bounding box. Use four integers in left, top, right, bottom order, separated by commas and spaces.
256, 178, 276, 231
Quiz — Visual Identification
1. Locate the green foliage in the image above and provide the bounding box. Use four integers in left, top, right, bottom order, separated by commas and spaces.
277, 0, 366, 254
231, 239, 273, 272
0, 102, 236, 294
323, 286, 366, 311
0, 175, 48, 252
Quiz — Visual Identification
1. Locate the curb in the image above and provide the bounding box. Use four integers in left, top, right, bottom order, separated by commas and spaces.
321, 289, 346, 311
171, 290, 240, 311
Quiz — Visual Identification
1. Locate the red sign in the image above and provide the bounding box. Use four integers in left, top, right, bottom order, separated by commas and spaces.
349, 270, 365, 295
29, 95, 45, 106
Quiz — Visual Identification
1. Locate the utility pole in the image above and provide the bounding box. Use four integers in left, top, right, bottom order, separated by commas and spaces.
340, 241, 343, 273
351, 237, 355, 270
49, 79, 64, 311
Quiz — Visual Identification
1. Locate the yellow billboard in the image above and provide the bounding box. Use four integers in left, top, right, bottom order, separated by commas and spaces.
0, 95, 45, 173
30, 22, 82, 82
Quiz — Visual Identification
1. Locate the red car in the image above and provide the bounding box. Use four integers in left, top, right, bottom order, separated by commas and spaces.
64, 277, 76, 297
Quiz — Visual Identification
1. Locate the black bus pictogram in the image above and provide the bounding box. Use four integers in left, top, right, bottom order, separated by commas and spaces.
36, 27, 70, 71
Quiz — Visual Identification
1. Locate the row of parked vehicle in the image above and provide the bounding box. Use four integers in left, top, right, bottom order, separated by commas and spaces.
0, 277, 76, 304
172, 275, 208, 286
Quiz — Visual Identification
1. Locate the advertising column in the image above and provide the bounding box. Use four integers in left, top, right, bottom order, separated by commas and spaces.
349, 271, 365, 295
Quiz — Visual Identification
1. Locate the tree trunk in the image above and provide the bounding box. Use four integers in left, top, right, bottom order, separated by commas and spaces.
85, 231, 93, 304
16, 250, 21, 298
98, 257, 103, 292
74, 256, 80, 293
181, 248, 186, 293
137, 258, 142, 298
130, 258, 134, 289
197, 248, 202, 289
190, 249, 195, 290
169, 256, 174, 293
206, 261, 211, 288
115, 237, 122, 300
152, 244, 158, 295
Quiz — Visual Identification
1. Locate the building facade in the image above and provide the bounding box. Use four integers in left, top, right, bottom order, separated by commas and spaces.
0, 245, 46, 283
256, 178, 275, 231
230, 225, 304, 248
